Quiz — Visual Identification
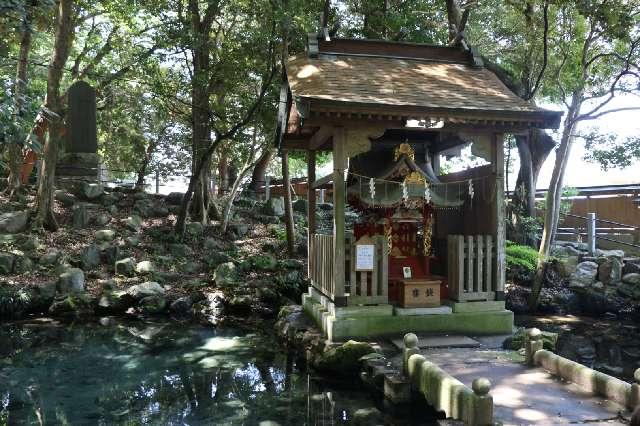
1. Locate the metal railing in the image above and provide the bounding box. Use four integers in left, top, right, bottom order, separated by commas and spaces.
556, 211, 640, 253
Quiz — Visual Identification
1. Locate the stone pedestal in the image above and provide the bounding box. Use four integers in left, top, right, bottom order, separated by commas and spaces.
56, 152, 100, 190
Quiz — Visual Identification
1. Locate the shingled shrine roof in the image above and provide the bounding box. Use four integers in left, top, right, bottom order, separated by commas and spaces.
283, 37, 561, 130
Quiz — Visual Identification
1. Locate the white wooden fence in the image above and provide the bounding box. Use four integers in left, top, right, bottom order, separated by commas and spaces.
447, 235, 495, 302
309, 233, 388, 305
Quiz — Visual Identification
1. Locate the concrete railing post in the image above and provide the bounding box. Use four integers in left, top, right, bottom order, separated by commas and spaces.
403, 333, 420, 375
587, 212, 596, 255
525, 328, 544, 366
631, 368, 640, 408
472, 377, 493, 426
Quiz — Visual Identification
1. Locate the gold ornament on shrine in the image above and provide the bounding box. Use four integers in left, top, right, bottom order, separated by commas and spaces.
394, 142, 415, 161
404, 171, 426, 185
423, 216, 433, 256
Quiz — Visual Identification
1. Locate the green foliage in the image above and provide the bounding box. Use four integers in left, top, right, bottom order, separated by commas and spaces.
506, 240, 539, 272
582, 131, 640, 170
0, 285, 30, 318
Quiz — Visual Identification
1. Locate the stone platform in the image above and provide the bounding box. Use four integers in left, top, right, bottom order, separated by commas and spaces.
302, 288, 514, 341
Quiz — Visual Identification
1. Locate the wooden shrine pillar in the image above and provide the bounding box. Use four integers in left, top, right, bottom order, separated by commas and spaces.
332, 126, 347, 306
492, 133, 506, 300
307, 150, 316, 235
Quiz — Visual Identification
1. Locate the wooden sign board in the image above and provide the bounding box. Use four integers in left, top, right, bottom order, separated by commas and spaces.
355, 235, 375, 271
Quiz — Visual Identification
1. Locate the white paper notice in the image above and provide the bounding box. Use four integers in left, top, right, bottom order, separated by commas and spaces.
355, 244, 375, 271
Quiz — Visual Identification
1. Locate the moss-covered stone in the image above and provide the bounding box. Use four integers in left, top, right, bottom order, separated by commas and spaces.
503, 328, 558, 351
314, 340, 376, 376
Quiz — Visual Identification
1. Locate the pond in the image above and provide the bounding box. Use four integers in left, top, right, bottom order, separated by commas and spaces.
0, 319, 433, 425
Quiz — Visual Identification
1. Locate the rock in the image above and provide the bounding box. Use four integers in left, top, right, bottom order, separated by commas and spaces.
81, 244, 101, 270
165, 192, 184, 205
569, 261, 598, 289
72, 204, 90, 229
262, 197, 285, 216
248, 254, 277, 271
186, 222, 203, 235
124, 215, 143, 231
579, 287, 626, 315
226, 294, 253, 314
80, 182, 104, 200
18, 235, 39, 251
598, 258, 623, 285
29, 281, 57, 312
57, 268, 85, 293
39, 249, 60, 266
97, 291, 134, 314
596, 249, 625, 259
135, 260, 156, 274
54, 190, 77, 207
503, 328, 558, 351
0, 211, 29, 234
100, 193, 118, 207
126, 236, 141, 247
214, 262, 237, 287
95, 229, 116, 242
139, 295, 167, 314
48, 293, 94, 317
314, 340, 376, 376
623, 273, 640, 286
204, 252, 232, 270
203, 238, 223, 251
126, 281, 164, 300
229, 223, 249, 238
281, 259, 303, 269
558, 256, 580, 277
182, 261, 202, 274
623, 260, 640, 275
168, 243, 192, 258
100, 244, 120, 266
352, 407, 383, 425
152, 205, 169, 217
170, 296, 194, 314
95, 213, 111, 226
13, 254, 33, 274
292, 198, 308, 214
0, 252, 15, 274
134, 199, 167, 218
107, 205, 118, 215
115, 257, 136, 276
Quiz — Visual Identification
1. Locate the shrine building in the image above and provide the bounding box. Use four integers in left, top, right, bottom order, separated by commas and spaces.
275, 34, 562, 340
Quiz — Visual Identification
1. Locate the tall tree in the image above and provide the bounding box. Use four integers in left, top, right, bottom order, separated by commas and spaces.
529, 0, 640, 308
5, 0, 36, 198
33, 0, 74, 229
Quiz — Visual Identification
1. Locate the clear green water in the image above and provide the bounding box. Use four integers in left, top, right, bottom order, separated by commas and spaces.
0, 320, 429, 425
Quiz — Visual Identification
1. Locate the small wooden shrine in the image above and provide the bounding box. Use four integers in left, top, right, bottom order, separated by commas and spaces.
276, 35, 562, 340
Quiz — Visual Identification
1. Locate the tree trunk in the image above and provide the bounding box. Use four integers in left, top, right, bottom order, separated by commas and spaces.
6, 3, 34, 197
188, 0, 214, 224
281, 150, 295, 256
217, 151, 228, 195
135, 139, 158, 190
34, 0, 75, 230
249, 148, 274, 194
529, 90, 582, 310
445, 0, 463, 42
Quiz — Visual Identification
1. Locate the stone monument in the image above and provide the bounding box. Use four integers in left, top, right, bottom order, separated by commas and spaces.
56, 80, 100, 187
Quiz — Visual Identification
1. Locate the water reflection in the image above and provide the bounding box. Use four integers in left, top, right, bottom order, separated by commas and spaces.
0, 319, 420, 425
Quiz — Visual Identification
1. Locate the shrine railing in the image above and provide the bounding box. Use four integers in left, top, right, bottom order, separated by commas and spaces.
309, 234, 335, 299
309, 233, 389, 306
447, 235, 496, 302
345, 235, 389, 305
